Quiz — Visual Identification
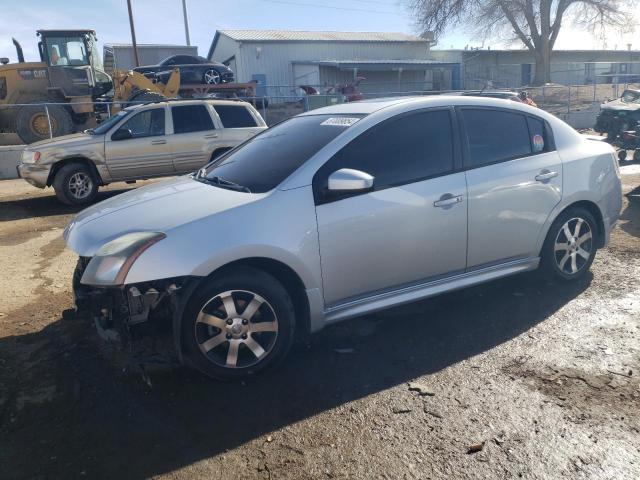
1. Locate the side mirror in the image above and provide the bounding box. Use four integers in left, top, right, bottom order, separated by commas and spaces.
327, 168, 374, 192
111, 128, 133, 141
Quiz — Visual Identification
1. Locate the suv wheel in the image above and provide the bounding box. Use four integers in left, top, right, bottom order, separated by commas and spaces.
52, 163, 98, 205
540, 207, 597, 281
182, 267, 295, 380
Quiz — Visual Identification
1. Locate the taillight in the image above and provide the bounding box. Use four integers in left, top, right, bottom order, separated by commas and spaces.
33, 151, 41, 162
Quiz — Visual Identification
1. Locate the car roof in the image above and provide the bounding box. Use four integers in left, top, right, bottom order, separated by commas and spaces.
302, 95, 535, 116
124, 98, 256, 111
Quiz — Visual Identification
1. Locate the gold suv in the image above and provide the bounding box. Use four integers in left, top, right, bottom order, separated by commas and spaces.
17, 99, 267, 205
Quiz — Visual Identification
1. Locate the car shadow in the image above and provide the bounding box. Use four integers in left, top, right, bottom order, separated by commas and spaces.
0, 188, 134, 222
0, 271, 592, 478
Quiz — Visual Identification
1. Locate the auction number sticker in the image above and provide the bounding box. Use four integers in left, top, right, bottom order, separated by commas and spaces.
321, 117, 360, 127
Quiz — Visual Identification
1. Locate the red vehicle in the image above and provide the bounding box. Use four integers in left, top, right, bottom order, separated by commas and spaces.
299, 77, 366, 102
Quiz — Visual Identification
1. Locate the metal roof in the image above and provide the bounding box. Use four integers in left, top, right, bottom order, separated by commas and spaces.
217, 30, 425, 42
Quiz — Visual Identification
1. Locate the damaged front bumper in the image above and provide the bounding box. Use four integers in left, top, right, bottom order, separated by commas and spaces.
73, 256, 193, 364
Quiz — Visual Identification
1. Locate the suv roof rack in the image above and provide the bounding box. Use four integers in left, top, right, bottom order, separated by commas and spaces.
137, 96, 250, 106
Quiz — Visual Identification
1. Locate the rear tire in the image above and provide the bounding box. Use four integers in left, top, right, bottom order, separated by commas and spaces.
540, 207, 598, 282
618, 149, 627, 162
181, 267, 295, 381
15, 103, 73, 144
52, 162, 98, 206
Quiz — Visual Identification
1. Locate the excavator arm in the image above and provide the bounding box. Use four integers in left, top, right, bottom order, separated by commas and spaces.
111, 67, 180, 109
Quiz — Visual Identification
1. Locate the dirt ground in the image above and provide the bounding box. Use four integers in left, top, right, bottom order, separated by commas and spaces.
0, 167, 639, 480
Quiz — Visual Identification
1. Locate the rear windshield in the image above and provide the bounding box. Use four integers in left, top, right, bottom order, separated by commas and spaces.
621, 90, 640, 103
202, 114, 364, 193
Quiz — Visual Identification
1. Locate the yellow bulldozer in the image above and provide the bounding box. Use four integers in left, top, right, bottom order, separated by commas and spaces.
0, 29, 179, 144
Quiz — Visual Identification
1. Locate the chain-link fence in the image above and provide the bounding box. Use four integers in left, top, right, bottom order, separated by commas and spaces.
1, 82, 638, 144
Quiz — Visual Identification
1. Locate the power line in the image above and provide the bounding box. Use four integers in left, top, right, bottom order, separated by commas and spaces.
259, 0, 404, 15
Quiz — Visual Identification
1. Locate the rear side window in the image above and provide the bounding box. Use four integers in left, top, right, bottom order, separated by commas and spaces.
215, 105, 258, 128
317, 109, 454, 193
172, 105, 214, 134
461, 109, 531, 167
526, 116, 551, 153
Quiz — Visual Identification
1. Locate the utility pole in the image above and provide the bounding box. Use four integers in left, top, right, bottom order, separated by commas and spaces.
126, 0, 140, 67
182, 0, 191, 46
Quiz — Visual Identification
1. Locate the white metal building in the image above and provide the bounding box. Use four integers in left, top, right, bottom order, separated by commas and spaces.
207, 30, 457, 97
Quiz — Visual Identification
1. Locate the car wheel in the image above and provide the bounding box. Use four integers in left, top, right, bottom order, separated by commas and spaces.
618, 149, 628, 161
203, 69, 221, 85
540, 208, 598, 282
52, 163, 98, 205
181, 267, 295, 380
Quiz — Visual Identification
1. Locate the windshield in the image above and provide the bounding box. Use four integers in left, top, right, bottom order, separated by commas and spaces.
201, 114, 364, 193
91, 110, 128, 135
44, 36, 90, 66
621, 90, 640, 104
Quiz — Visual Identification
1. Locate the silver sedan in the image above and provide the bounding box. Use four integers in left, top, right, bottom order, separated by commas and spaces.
64, 96, 622, 380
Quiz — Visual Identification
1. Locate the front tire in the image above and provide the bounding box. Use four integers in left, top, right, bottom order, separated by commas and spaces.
15, 103, 73, 144
202, 69, 221, 85
181, 267, 295, 380
540, 208, 598, 281
52, 162, 98, 205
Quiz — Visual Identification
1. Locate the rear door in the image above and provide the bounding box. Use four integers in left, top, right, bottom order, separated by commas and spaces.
460, 107, 562, 269
212, 104, 264, 151
168, 103, 220, 173
104, 107, 173, 180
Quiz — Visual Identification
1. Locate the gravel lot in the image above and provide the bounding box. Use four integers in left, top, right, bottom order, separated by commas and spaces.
1, 167, 639, 480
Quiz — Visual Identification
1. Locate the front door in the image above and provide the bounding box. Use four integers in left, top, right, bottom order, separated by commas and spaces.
314, 109, 468, 306
104, 107, 174, 180
459, 107, 563, 268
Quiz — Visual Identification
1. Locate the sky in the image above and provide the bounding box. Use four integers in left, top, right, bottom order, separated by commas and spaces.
0, 0, 637, 63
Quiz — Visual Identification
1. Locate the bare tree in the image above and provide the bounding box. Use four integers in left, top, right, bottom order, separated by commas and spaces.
411, 0, 630, 85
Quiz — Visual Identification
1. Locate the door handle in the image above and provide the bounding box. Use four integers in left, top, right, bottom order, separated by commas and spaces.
535, 170, 558, 181
434, 194, 463, 208
151, 139, 166, 145
205, 133, 219, 139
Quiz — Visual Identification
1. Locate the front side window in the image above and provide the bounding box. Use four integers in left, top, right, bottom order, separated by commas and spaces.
172, 105, 214, 134
45, 37, 89, 66
461, 109, 531, 167
215, 105, 258, 128
117, 108, 165, 138
201, 114, 363, 193
315, 109, 455, 196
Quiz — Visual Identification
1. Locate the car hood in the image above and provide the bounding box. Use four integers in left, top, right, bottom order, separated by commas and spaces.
26, 132, 103, 150
600, 98, 640, 112
64, 176, 263, 256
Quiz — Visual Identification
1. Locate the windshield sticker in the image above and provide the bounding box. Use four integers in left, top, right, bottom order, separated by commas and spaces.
532, 134, 544, 152
320, 117, 360, 127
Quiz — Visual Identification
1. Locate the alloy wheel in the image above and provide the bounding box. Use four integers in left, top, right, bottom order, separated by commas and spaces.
68, 172, 93, 200
203, 69, 221, 85
195, 290, 278, 369
553, 217, 593, 275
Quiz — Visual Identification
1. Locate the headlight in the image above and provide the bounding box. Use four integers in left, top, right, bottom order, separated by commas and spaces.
81, 232, 166, 286
21, 150, 41, 164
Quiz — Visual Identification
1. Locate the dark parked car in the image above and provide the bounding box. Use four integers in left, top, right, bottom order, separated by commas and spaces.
134, 55, 234, 85
594, 89, 640, 141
